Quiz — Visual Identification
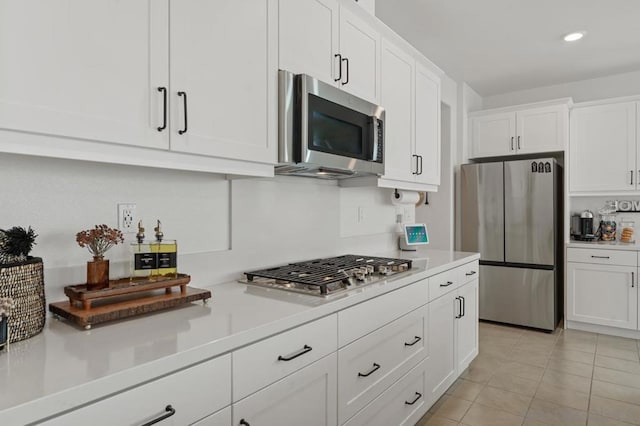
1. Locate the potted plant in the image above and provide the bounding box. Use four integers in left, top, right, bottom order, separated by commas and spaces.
76, 225, 124, 290
0, 226, 46, 344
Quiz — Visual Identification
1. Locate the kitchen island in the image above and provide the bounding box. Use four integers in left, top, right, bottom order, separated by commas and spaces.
0, 249, 478, 425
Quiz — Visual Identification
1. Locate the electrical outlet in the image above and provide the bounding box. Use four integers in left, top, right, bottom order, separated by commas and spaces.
117, 203, 137, 233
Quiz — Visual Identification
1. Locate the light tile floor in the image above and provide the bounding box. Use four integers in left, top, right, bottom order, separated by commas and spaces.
417, 322, 640, 426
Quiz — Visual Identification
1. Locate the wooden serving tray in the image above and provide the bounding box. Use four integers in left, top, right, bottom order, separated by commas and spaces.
49, 274, 211, 329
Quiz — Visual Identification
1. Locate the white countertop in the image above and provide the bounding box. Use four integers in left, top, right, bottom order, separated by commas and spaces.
567, 241, 640, 251
0, 248, 478, 424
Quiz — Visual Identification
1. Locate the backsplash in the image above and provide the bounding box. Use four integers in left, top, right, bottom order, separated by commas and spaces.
0, 153, 408, 301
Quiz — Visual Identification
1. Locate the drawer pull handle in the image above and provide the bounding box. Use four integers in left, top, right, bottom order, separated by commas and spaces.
404, 336, 422, 347
465, 271, 477, 276
141, 405, 175, 426
440, 281, 454, 287
591, 255, 610, 259
278, 344, 312, 361
405, 392, 422, 406
358, 362, 381, 377
239, 420, 250, 426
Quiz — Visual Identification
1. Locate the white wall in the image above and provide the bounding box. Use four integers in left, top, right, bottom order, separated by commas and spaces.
483, 70, 640, 108
0, 153, 401, 301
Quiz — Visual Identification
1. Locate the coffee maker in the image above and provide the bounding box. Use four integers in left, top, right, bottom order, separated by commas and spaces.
571, 210, 596, 241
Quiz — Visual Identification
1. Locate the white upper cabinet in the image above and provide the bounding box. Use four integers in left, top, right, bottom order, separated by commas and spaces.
570, 101, 637, 193
379, 41, 441, 190
0, 0, 169, 150
169, 0, 276, 164
279, 0, 380, 103
470, 101, 570, 159
414, 62, 441, 187
0, 0, 276, 176
380, 39, 415, 183
338, 6, 380, 102
279, 0, 339, 85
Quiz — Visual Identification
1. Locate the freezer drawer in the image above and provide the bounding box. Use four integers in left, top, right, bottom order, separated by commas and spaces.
479, 265, 556, 331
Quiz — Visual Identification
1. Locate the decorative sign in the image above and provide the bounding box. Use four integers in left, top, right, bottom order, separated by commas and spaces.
615, 200, 640, 212
530, 161, 552, 173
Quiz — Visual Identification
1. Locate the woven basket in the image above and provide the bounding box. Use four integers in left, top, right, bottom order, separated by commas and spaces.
0, 257, 45, 343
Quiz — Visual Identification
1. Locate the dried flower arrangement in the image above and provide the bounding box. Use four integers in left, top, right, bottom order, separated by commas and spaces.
76, 225, 124, 260
0, 226, 37, 265
0, 297, 15, 317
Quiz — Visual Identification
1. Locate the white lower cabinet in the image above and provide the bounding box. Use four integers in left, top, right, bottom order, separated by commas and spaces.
343, 359, 427, 426
426, 276, 479, 404
42, 354, 231, 426
232, 353, 338, 426
193, 407, 232, 426
567, 261, 638, 330
337, 305, 427, 423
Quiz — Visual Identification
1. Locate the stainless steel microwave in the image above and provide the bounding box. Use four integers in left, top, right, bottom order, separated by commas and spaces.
277, 70, 385, 179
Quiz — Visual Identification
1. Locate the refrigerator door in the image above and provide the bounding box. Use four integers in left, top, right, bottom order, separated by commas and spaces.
504, 158, 555, 266
461, 162, 504, 262
479, 265, 556, 331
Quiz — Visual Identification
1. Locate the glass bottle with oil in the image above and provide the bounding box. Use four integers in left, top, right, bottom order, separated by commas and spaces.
130, 221, 156, 280
151, 220, 177, 279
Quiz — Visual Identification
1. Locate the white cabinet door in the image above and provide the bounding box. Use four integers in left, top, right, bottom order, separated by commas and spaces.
279, 0, 339, 85
338, 5, 380, 103
567, 263, 638, 330
0, 0, 168, 150
233, 354, 337, 426
169, 0, 276, 164
516, 105, 567, 154
192, 407, 231, 426
42, 355, 231, 426
456, 280, 478, 372
380, 39, 414, 182
470, 112, 516, 158
426, 291, 456, 402
570, 102, 637, 192
414, 62, 441, 186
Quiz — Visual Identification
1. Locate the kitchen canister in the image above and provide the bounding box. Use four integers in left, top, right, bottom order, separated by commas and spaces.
620, 218, 635, 243
0, 257, 46, 343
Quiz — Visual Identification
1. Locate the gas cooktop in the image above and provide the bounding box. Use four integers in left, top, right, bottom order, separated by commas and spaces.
240, 254, 413, 297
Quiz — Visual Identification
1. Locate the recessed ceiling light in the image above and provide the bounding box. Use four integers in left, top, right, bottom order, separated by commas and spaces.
564, 31, 585, 42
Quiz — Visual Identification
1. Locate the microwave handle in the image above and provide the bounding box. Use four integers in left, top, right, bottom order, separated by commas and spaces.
370, 117, 380, 162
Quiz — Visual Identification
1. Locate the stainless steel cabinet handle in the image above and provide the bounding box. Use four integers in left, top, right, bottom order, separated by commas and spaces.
358, 362, 380, 377
440, 281, 454, 287
591, 255, 610, 259
140, 405, 175, 426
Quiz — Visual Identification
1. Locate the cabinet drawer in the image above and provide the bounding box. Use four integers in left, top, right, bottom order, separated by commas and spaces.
428, 267, 460, 302
459, 261, 479, 285
338, 306, 427, 424
343, 358, 427, 426
233, 314, 337, 401
42, 355, 231, 426
566, 248, 636, 266
338, 280, 427, 347
192, 406, 231, 426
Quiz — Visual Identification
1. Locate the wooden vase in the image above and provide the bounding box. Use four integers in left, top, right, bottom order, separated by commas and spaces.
86, 258, 109, 290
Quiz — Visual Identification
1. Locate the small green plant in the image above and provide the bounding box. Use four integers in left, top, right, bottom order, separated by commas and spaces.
0, 226, 37, 265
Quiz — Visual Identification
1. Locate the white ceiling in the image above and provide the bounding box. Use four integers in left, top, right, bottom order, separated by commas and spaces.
375, 0, 640, 96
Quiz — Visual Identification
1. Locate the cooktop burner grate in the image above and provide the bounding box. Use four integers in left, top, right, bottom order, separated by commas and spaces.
243, 254, 413, 296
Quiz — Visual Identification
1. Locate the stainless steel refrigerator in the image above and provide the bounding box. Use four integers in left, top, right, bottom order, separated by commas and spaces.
460, 158, 563, 331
